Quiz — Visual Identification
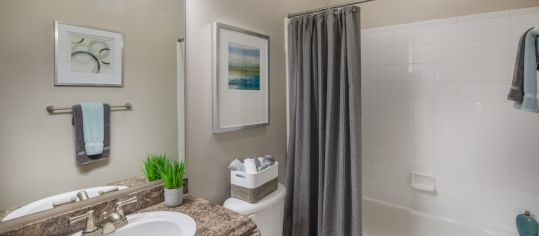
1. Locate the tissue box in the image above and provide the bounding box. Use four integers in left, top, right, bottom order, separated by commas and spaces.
230, 162, 278, 203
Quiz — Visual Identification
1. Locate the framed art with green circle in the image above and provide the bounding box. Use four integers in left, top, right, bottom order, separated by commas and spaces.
54, 21, 124, 87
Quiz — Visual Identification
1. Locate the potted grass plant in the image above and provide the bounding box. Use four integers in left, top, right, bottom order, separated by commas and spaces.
160, 159, 186, 207
141, 154, 168, 182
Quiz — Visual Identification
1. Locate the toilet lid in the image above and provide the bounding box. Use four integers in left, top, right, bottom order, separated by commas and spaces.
224, 183, 286, 216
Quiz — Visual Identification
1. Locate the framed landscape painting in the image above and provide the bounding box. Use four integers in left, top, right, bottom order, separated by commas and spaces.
212, 23, 270, 133
54, 21, 124, 86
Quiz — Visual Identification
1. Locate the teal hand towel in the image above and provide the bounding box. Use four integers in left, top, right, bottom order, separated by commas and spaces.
228, 159, 245, 172
519, 30, 539, 112
81, 103, 105, 155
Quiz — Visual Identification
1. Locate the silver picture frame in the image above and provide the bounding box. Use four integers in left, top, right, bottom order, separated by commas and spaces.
212, 22, 270, 133
54, 21, 124, 87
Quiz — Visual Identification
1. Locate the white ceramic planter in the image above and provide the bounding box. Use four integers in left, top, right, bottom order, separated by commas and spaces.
164, 188, 183, 207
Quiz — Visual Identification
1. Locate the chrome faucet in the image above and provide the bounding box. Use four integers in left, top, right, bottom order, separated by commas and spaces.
101, 196, 138, 232
69, 210, 100, 236
55, 187, 119, 208
53, 191, 90, 207
69, 196, 138, 235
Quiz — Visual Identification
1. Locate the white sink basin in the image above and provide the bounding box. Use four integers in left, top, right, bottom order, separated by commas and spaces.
72, 211, 197, 236
2, 186, 127, 221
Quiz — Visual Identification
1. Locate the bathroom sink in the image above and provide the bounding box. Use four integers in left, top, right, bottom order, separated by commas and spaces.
72, 211, 197, 236
2, 186, 127, 221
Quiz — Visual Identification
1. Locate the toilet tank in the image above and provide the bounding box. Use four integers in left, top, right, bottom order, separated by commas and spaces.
224, 183, 286, 236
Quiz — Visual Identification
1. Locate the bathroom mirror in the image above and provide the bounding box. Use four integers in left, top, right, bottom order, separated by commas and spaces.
0, 0, 185, 223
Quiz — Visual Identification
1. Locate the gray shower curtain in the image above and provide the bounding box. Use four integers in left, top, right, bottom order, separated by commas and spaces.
284, 6, 362, 236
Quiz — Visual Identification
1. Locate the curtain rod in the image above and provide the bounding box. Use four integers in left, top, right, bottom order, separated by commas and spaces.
287, 0, 375, 18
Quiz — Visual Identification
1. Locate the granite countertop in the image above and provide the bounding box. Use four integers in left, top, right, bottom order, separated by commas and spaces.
0, 177, 258, 236
137, 195, 258, 236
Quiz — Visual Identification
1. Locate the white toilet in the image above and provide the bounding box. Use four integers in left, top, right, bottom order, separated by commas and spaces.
224, 183, 287, 236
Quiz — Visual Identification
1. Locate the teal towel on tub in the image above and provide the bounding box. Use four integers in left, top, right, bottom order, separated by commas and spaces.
81, 103, 104, 155
518, 30, 539, 112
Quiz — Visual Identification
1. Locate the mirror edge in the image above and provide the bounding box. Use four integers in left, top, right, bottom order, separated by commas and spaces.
0, 180, 162, 233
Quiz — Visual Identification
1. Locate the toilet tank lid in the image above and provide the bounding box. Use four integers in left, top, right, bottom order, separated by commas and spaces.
224, 183, 287, 216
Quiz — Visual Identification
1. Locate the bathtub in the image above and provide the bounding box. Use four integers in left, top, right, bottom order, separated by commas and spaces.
362, 197, 517, 236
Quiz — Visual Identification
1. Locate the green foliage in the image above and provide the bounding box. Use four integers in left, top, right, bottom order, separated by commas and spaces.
141, 154, 168, 182
159, 159, 186, 190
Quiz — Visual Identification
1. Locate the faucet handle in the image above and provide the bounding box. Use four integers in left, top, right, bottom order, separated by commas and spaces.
76, 190, 90, 201
115, 196, 137, 218
69, 210, 99, 234
53, 197, 78, 207
98, 187, 120, 196
116, 196, 137, 207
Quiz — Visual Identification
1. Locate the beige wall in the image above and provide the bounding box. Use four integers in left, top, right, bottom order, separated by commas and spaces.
4, 0, 533, 211
0, 0, 184, 209
329, 0, 539, 28
185, 0, 327, 203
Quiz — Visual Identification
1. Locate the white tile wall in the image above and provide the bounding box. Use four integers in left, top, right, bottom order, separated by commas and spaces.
361, 6, 539, 233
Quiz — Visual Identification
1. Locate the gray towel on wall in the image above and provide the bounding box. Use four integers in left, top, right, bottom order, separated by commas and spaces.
508, 28, 534, 102
72, 104, 111, 165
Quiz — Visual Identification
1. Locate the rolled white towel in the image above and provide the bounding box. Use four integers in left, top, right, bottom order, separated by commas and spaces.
244, 159, 258, 174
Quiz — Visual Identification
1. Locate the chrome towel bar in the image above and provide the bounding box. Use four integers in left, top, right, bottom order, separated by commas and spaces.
46, 103, 133, 114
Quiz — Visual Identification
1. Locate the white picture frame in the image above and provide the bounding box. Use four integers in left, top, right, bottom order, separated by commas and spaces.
212, 22, 270, 133
54, 21, 124, 87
